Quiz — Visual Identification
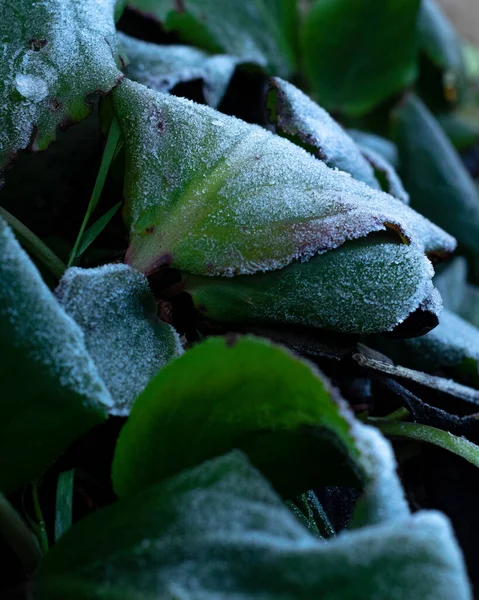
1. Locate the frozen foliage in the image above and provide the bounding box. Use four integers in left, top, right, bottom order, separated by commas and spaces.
186, 237, 443, 334
435, 257, 479, 329
118, 32, 238, 108
0, 0, 123, 168
55, 264, 183, 416
357, 145, 410, 204
347, 129, 399, 167
37, 452, 472, 600
127, 0, 296, 77
0, 216, 112, 492
267, 77, 380, 189
113, 79, 455, 279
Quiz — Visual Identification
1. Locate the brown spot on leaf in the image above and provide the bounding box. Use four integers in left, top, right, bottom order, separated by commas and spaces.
150, 106, 167, 134
29, 38, 47, 51
49, 97, 61, 112
145, 225, 155, 234
225, 332, 240, 348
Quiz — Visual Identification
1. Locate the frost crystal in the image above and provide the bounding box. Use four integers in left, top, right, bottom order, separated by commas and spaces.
56, 264, 183, 416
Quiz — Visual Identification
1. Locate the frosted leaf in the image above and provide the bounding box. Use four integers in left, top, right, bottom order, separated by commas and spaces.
347, 129, 399, 168
434, 257, 468, 313
371, 308, 479, 388
111, 334, 408, 525
0, 216, 112, 493
266, 77, 380, 189
127, 0, 297, 77
185, 237, 442, 335
55, 264, 183, 416
356, 145, 409, 204
354, 352, 479, 410
113, 79, 455, 279
118, 33, 239, 108
0, 0, 124, 169
37, 452, 472, 600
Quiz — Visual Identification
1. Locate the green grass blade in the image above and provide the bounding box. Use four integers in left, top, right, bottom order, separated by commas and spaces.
55, 470, 75, 542
76, 201, 122, 257
373, 420, 479, 469
0, 207, 66, 280
68, 117, 121, 268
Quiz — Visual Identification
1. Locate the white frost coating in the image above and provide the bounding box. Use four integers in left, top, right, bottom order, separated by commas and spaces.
269, 77, 380, 189
0, 0, 122, 166
348, 128, 399, 167
40, 452, 472, 600
358, 145, 410, 204
0, 216, 112, 410
14, 74, 49, 102
114, 80, 456, 278
118, 33, 238, 108
55, 264, 183, 416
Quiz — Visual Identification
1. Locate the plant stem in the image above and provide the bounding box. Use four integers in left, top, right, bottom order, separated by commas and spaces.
67, 116, 121, 268
0, 492, 42, 575
0, 206, 66, 280
372, 420, 479, 469
32, 481, 49, 554
368, 407, 410, 422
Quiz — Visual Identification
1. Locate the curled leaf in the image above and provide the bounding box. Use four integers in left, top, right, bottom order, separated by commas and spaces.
55, 264, 183, 416
118, 32, 239, 108
0, 0, 125, 169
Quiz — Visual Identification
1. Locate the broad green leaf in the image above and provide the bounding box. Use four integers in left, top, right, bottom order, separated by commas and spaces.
371, 308, 479, 388
118, 32, 239, 108
418, 0, 466, 106
113, 79, 454, 282
36, 452, 472, 600
301, 0, 420, 116
127, 0, 298, 77
435, 257, 479, 330
185, 236, 442, 335
113, 334, 409, 527
0, 0, 125, 169
437, 112, 479, 152
55, 264, 183, 416
356, 145, 409, 204
0, 217, 112, 493
394, 94, 479, 281
266, 77, 380, 189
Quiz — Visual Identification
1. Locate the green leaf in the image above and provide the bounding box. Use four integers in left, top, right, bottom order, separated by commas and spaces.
370, 308, 479, 387
0, 217, 112, 493
55, 264, 183, 416
185, 235, 443, 335
347, 129, 399, 168
113, 334, 409, 527
393, 94, 479, 282
266, 77, 381, 189
55, 470, 75, 542
113, 80, 453, 280
301, 0, 420, 116
36, 452, 472, 600
0, 0, 125, 169
127, 0, 298, 77
435, 256, 479, 330
418, 0, 466, 107
118, 32, 239, 108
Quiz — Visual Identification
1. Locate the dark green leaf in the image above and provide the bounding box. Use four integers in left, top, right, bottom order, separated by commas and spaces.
76, 202, 122, 257
301, 0, 420, 116
113, 334, 409, 527
54, 470, 75, 542
418, 0, 466, 106
127, 0, 298, 77
36, 452, 471, 600
0, 217, 111, 493
347, 129, 399, 168
0, 0, 125, 169
119, 32, 239, 108
55, 264, 183, 416
394, 93, 479, 281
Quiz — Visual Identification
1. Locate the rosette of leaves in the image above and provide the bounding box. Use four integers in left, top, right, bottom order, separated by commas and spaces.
0, 0, 126, 170
113, 78, 455, 335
